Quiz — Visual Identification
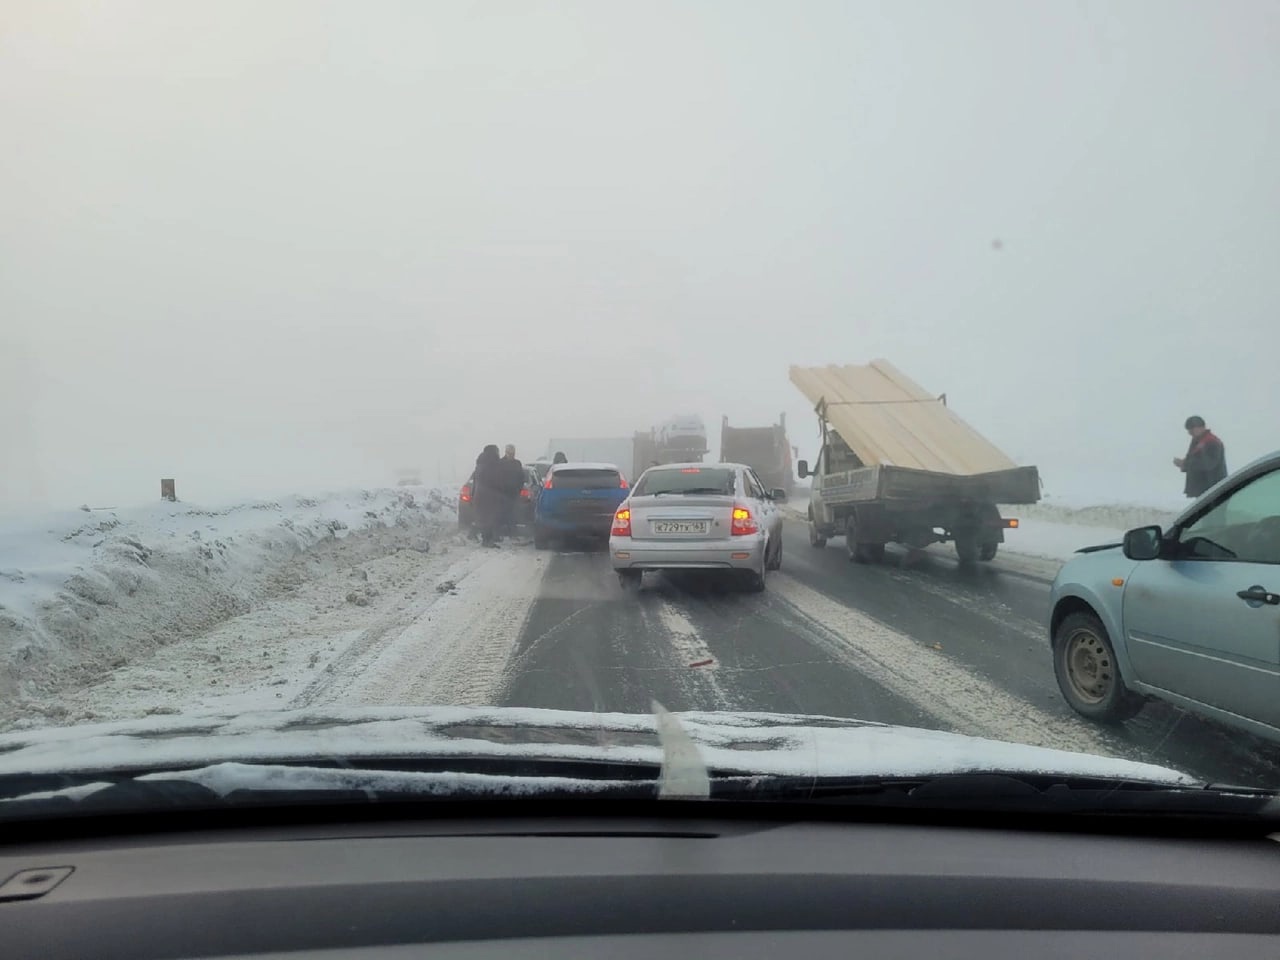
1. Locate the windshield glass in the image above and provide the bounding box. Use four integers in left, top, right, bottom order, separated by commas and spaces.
634, 468, 737, 497
0, 1, 1276, 819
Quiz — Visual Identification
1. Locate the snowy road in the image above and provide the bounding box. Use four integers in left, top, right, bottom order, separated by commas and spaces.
28, 513, 1280, 789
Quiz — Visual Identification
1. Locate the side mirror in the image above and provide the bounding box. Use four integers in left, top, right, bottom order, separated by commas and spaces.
1122, 525, 1163, 561
797, 460, 810, 479
770, 488, 788, 502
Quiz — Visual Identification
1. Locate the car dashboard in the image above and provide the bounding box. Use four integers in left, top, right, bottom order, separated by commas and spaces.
4, 805, 1279, 959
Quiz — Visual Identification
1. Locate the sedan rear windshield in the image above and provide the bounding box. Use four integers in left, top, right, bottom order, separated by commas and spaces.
634, 467, 736, 497
548, 469, 622, 489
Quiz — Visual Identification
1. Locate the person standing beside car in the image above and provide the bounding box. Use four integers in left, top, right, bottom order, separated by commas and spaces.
499, 444, 525, 539
473, 445, 504, 547
1174, 415, 1227, 498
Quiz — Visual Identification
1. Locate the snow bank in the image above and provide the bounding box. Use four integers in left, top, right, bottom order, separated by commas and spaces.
0, 487, 453, 713
1001, 501, 1182, 562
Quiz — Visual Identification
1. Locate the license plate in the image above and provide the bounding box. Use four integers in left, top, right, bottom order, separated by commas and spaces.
652, 520, 708, 535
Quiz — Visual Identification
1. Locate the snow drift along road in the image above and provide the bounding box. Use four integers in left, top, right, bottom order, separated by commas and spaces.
0, 488, 452, 724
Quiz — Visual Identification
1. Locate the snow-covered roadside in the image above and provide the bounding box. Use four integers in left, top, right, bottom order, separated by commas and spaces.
1001, 501, 1180, 563
0, 488, 454, 728
22, 529, 549, 731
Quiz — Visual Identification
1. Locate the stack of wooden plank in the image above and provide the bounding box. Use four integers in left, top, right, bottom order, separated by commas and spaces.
788, 361, 1018, 476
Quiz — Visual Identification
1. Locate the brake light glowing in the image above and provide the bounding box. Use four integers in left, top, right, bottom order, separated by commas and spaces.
543, 477, 553, 490
520, 488, 531, 499
611, 507, 632, 537
620, 476, 629, 489
460, 484, 472, 503
731, 504, 758, 536
680, 468, 701, 473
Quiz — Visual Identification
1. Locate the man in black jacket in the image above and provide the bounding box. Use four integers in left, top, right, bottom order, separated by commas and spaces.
498, 444, 525, 539
1174, 416, 1228, 498
472, 445, 503, 547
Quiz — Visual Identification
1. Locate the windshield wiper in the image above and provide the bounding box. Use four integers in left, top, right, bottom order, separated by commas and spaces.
0, 756, 667, 822
710, 771, 1277, 818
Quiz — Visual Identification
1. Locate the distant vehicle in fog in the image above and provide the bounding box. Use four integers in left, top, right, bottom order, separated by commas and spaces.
1050, 451, 1280, 742
720, 414, 794, 494
657, 415, 708, 454
544, 438, 636, 479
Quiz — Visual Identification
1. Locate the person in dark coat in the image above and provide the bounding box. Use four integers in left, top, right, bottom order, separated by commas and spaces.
1174, 416, 1227, 498
472, 444, 503, 546
498, 444, 525, 539
552, 451, 568, 465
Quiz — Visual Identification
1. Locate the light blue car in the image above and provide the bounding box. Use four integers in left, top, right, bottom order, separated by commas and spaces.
1049, 451, 1280, 742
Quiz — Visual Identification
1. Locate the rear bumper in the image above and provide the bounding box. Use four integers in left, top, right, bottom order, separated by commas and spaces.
537, 515, 614, 537
609, 535, 766, 571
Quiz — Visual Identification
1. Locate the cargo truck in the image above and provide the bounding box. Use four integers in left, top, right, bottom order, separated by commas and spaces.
544, 438, 637, 481
720, 414, 794, 494
792, 361, 1040, 563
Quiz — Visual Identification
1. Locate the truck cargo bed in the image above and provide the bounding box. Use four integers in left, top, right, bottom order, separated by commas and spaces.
817, 464, 1041, 506
789, 361, 1023, 475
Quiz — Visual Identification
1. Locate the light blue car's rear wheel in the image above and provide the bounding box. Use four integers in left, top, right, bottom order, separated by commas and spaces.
1053, 612, 1144, 723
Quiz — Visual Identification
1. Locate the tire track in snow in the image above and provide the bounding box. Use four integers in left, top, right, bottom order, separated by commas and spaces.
327, 548, 548, 707
640, 597, 736, 711
288, 546, 498, 709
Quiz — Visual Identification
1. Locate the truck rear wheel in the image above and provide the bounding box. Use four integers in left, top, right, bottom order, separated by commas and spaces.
979, 542, 999, 562
955, 535, 980, 563
845, 517, 884, 564
807, 507, 827, 548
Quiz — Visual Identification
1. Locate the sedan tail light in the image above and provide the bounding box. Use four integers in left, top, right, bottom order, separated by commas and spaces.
611, 507, 632, 537
520, 488, 531, 499
460, 484, 472, 503
730, 503, 758, 536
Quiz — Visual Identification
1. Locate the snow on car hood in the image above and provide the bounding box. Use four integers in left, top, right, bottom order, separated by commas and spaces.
0, 705, 1194, 786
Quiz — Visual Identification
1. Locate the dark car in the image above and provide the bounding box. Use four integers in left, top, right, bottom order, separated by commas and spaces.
515, 465, 541, 529
459, 467, 541, 534
457, 475, 476, 531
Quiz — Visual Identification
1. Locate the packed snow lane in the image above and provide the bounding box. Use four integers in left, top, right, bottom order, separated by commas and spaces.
499, 547, 743, 715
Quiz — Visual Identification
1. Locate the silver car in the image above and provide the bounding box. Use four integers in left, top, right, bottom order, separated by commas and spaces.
1049, 451, 1280, 742
609, 462, 786, 592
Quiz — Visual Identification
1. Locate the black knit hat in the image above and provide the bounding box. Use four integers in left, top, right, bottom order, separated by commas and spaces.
1185, 415, 1206, 430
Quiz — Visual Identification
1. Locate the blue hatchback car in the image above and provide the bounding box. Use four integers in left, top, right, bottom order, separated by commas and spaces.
1049, 451, 1280, 743
534, 462, 630, 550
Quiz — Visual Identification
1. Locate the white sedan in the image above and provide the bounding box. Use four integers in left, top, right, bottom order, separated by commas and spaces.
609, 462, 786, 592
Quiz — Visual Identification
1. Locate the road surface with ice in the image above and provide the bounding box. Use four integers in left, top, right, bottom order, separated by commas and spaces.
5, 488, 1277, 789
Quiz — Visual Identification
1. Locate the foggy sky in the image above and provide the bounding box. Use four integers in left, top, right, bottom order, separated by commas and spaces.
2, 1, 1275, 512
